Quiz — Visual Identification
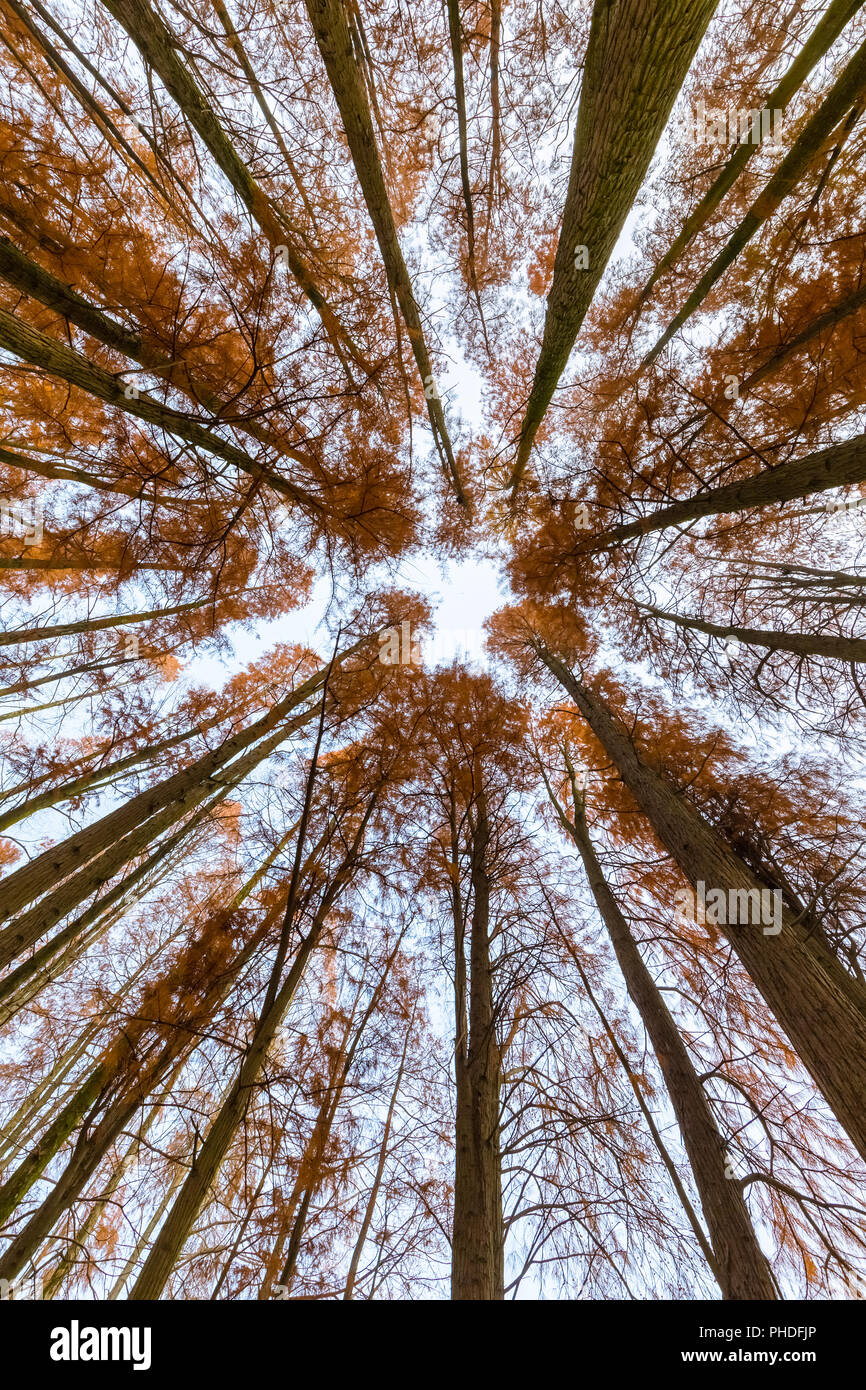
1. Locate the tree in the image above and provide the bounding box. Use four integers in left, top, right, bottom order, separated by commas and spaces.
2, 0, 866, 1305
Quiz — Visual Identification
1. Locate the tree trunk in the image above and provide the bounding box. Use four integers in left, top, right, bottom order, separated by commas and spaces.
741, 282, 866, 395
451, 785, 504, 1299
562, 792, 777, 1298
0, 236, 320, 474
0, 832, 301, 1274
642, 601, 866, 664
511, 0, 719, 487
0, 592, 221, 651
536, 643, 866, 1161
0, 307, 319, 512
592, 430, 866, 547
261, 933, 405, 1297
128, 800, 374, 1300
98, 0, 366, 374
303, 0, 467, 506
645, 33, 866, 364
343, 1018, 410, 1298
0, 643, 359, 961
640, 0, 863, 299
446, 0, 489, 349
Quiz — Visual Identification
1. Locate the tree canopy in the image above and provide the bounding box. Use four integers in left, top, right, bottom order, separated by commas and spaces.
0, 0, 865, 1304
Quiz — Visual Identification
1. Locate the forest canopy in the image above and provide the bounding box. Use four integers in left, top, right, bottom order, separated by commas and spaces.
0, 0, 865, 1304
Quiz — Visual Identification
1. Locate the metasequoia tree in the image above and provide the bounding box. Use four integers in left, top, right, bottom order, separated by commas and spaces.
2, 0, 866, 1303
535, 726, 777, 1299
509, 0, 721, 489
410, 670, 528, 1299
491, 606, 866, 1162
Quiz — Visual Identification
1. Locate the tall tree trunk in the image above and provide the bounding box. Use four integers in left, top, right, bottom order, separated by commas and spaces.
0, 712, 237, 837
208, 1162, 274, 1300
548, 768, 777, 1299
511, 0, 719, 488
303, 0, 468, 506
272, 987, 367, 1298
640, 0, 864, 299
106, 1167, 186, 1300
0, 794, 225, 1019
0, 236, 320, 474
0, 592, 224, 651
487, 0, 502, 215
98, 0, 367, 375
126, 903, 332, 1299
534, 641, 866, 1160
591, 429, 866, 547
445, 0, 489, 350
128, 795, 376, 1299
0, 307, 320, 512
451, 785, 504, 1299
261, 931, 405, 1297
644, 34, 866, 364
741, 282, 866, 395
0, 830, 303, 1275
641, 601, 866, 664
0, 642, 361, 961
41, 1090, 171, 1298
343, 1017, 410, 1299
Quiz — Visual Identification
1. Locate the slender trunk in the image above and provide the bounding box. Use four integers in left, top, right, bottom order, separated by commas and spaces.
127, 900, 333, 1299
0, 831, 301, 1269
98, 0, 368, 375
741, 282, 866, 395
0, 655, 135, 699
0, 307, 320, 513
106, 1168, 184, 1299
0, 714, 231, 837
0, 592, 222, 651
0, 712, 298, 965
210, 0, 321, 233
0, 1017, 104, 1165
565, 937, 721, 1280
263, 932, 405, 1296
557, 781, 776, 1298
41, 1103, 164, 1298
0, 789, 231, 1020
128, 799, 376, 1300
487, 0, 502, 215
273, 984, 367, 1297
2, 0, 184, 210
0, 643, 359, 959
536, 643, 866, 1160
0, 237, 320, 474
451, 785, 504, 1299
343, 1018, 410, 1298
640, 0, 863, 298
446, 0, 489, 350
303, 0, 468, 506
0, 555, 188, 574
642, 601, 866, 663
0, 905, 284, 1280
511, 0, 719, 487
0, 440, 199, 501
209, 1162, 273, 1300
645, 34, 866, 364
592, 429, 866, 547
